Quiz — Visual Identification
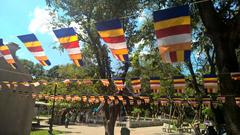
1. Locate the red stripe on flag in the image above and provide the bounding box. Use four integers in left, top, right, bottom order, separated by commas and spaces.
1, 50, 10, 55
62, 41, 79, 49
28, 46, 43, 52
155, 25, 190, 38
170, 52, 177, 62
102, 36, 125, 43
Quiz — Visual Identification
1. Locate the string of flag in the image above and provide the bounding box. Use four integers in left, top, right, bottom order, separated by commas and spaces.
1, 73, 239, 94
1, 5, 194, 69
31, 94, 240, 107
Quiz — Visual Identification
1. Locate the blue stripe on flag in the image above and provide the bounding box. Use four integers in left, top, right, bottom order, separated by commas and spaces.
45, 60, 51, 66
79, 59, 84, 66
17, 34, 38, 43
203, 74, 217, 78
173, 76, 185, 79
96, 19, 122, 31
0, 39, 3, 46
153, 5, 189, 22
53, 27, 76, 38
184, 50, 191, 62
150, 77, 160, 80
123, 54, 129, 62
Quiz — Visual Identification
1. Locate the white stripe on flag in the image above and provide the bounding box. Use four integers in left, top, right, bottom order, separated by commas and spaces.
66, 48, 81, 54
174, 84, 186, 87
157, 34, 191, 46
32, 51, 46, 57
107, 42, 127, 50
164, 52, 171, 63
4, 54, 13, 60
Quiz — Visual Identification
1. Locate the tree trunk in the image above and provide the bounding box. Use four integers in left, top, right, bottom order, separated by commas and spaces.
104, 103, 121, 135
197, 1, 240, 134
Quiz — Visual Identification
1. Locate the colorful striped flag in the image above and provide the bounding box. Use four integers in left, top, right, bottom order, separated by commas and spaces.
203, 74, 218, 93
0, 39, 17, 69
131, 78, 141, 94
153, 5, 191, 63
231, 72, 240, 80
114, 79, 124, 91
150, 77, 160, 93
53, 27, 83, 67
96, 19, 129, 62
100, 79, 110, 86
173, 76, 186, 93
17, 34, 51, 66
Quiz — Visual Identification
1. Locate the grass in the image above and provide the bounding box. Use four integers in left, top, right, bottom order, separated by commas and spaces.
30, 129, 63, 135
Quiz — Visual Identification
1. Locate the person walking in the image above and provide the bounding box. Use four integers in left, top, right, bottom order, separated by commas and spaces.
65, 112, 70, 128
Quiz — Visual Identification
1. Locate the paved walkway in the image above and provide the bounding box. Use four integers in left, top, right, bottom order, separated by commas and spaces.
38, 117, 192, 135
40, 124, 192, 135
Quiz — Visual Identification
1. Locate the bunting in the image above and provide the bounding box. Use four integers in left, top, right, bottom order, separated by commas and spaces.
53, 27, 83, 67
131, 78, 141, 94
100, 79, 110, 86
96, 19, 129, 62
0, 39, 17, 69
203, 74, 218, 93
114, 79, 124, 91
153, 5, 191, 63
173, 76, 186, 93
150, 77, 161, 93
17, 34, 51, 66
231, 72, 240, 80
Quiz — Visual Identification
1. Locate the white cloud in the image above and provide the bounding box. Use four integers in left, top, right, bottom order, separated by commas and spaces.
28, 7, 86, 43
28, 7, 54, 34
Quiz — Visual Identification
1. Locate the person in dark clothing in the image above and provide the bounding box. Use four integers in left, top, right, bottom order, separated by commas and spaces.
65, 112, 70, 128
205, 126, 217, 135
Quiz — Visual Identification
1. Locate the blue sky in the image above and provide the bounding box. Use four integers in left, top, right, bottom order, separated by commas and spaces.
0, 0, 72, 69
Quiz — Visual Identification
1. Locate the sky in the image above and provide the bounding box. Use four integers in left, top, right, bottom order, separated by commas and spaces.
0, 0, 73, 69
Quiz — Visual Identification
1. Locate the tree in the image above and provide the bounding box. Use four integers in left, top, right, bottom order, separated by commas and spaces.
44, 0, 240, 134
19, 59, 45, 78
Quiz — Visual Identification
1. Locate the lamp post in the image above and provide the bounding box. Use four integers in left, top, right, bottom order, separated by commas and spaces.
48, 83, 57, 135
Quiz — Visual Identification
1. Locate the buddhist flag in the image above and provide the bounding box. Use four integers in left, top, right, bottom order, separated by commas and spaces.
17, 34, 50, 66
231, 72, 240, 80
0, 39, 17, 69
100, 79, 110, 86
114, 79, 124, 91
53, 27, 83, 67
203, 74, 218, 93
173, 76, 186, 93
131, 78, 141, 94
150, 77, 160, 93
153, 5, 191, 63
96, 19, 129, 62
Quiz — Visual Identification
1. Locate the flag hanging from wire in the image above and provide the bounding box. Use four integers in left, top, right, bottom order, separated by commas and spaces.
96, 19, 129, 62
0, 39, 17, 69
173, 76, 186, 93
17, 34, 51, 66
203, 74, 218, 93
131, 78, 141, 94
150, 77, 160, 93
53, 27, 83, 67
100, 79, 110, 86
231, 72, 240, 80
114, 78, 124, 91
153, 5, 191, 63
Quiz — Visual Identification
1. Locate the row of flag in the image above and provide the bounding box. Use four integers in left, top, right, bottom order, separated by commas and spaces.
33, 94, 150, 105
1, 73, 240, 93
1, 5, 192, 69
32, 93, 240, 108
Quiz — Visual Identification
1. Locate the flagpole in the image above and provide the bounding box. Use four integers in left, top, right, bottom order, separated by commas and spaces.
48, 83, 57, 135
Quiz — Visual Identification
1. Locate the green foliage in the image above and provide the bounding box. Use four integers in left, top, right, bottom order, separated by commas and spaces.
19, 59, 45, 78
